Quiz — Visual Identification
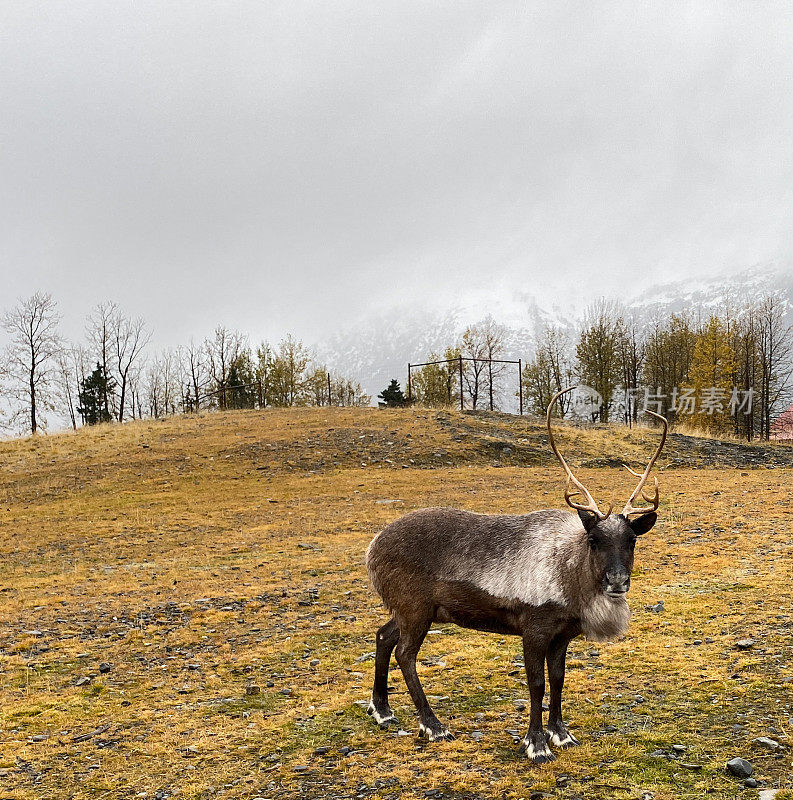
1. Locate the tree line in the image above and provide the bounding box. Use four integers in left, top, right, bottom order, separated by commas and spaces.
0, 293, 369, 434
406, 296, 793, 441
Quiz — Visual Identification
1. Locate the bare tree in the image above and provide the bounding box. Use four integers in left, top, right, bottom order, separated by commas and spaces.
576, 300, 622, 422
460, 325, 488, 410
205, 327, 246, 409
523, 326, 573, 417
113, 312, 150, 422
54, 345, 89, 430
86, 302, 118, 420
2, 292, 62, 434
145, 349, 180, 418
180, 339, 209, 411
616, 315, 645, 425
757, 294, 793, 439
480, 316, 508, 411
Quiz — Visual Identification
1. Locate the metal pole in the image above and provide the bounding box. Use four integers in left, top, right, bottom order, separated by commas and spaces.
327, 371, 332, 406
459, 355, 464, 411
518, 359, 523, 415
407, 364, 412, 402
489, 359, 493, 411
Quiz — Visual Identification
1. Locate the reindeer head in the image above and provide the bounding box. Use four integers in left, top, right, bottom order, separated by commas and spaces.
547, 387, 667, 597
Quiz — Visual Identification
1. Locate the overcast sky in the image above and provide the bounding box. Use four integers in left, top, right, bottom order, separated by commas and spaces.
2, 2, 792, 347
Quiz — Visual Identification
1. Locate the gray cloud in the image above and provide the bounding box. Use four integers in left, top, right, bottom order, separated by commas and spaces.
2, 1, 792, 347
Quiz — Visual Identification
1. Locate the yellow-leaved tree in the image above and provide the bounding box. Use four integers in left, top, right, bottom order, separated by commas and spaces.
685, 316, 735, 434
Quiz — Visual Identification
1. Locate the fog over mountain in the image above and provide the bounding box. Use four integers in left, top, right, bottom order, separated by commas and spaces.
317, 263, 793, 403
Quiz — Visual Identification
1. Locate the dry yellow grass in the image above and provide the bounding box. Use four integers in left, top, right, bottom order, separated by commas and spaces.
0, 408, 792, 800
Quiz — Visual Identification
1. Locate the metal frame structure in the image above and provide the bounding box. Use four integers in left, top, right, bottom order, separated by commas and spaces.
407, 355, 523, 414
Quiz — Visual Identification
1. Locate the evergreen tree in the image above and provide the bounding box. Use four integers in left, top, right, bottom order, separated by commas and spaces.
378, 379, 409, 407
227, 353, 256, 409
77, 363, 116, 425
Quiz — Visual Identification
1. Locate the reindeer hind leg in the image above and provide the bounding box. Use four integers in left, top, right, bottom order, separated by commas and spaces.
368, 618, 400, 726
394, 612, 453, 742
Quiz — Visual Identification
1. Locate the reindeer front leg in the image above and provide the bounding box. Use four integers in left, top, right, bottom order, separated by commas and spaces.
520, 631, 555, 764
546, 635, 580, 749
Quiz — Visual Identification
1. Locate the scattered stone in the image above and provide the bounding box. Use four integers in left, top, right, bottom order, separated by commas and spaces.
725, 757, 753, 778
313, 746, 330, 755
735, 639, 755, 650
339, 746, 352, 756
279, 688, 292, 696
754, 736, 780, 751
513, 699, 528, 711
375, 499, 403, 505
470, 730, 484, 742
29, 734, 48, 742
72, 724, 110, 743
74, 676, 92, 687
293, 765, 309, 773
187, 663, 201, 671
645, 601, 664, 613
758, 790, 779, 800
396, 729, 411, 736
744, 778, 758, 788
672, 744, 687, 753
245, 685, 261, 696
355, 652, 376, 663
99, 662, 113, 673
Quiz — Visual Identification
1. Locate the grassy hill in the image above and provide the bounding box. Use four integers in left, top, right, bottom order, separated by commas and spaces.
1, 408, 792, 800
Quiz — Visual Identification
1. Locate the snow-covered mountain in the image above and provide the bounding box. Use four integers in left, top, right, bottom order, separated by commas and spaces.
315, 263, 793, 404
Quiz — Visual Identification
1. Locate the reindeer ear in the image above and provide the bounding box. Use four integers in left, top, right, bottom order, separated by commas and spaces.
577, 509, 599, 532
629, 511, 657, 536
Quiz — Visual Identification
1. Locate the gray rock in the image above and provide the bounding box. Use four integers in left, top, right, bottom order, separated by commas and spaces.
470, 730, 484, 742
754, 736, 780, 751
735, 639, 755, 650
99, 662, 113, 673
744, 778, 758, 788
645, 602, 664, 613
355, 652, 376, 663
725, 757, 753, 778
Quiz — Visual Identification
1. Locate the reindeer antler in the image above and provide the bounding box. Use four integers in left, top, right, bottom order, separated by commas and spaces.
547, 387, 613, 520
621, 409, 668, 517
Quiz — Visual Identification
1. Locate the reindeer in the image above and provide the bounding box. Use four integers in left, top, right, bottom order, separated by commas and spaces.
365, 387, 667, 763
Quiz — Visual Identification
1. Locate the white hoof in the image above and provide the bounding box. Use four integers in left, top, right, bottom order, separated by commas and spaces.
522, 737, 556, 763
547, 729, 580, 748
418, 722, 454, 741
367, 700, 397, 726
